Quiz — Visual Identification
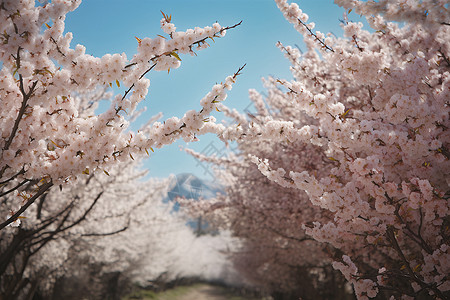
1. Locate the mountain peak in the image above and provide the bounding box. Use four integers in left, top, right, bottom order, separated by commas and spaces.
166, 173, 224, 201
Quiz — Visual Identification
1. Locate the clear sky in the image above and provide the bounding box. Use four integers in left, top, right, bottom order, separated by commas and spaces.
64, 0, 360, 181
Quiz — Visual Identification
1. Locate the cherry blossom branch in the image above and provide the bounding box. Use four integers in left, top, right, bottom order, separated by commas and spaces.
0, 168, 25, 185
50, 36, 77, 66
297, 18, 334, 52
121, 63, 157, 101
386, 226, 447, 299
4, 53, 38, 152
162, 64, 246, 138
198, 63, 246, 114
0, 181, 53, 230
192, 20, 242, 46
123, 20, 242, 69
0, 179, 29, 198
388, 194, 433, 254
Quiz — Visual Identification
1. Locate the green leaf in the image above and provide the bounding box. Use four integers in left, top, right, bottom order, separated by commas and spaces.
169, 51, 182, 61
341, 108, 351, 119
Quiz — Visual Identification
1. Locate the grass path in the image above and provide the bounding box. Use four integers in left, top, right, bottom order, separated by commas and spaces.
123, 283, 264, 300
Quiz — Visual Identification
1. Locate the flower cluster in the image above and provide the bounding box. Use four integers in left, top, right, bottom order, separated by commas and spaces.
190, 0, 449, 298
184, 78, 349, 298
1, 154, 239, 298
0, 0, 241, 228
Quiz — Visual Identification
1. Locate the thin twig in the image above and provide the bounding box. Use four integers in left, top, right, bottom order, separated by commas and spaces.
297, 18, 334, 52
0, 179, 29, 198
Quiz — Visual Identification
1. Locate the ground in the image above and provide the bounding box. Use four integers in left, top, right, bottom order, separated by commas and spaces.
123, 283, 266, 300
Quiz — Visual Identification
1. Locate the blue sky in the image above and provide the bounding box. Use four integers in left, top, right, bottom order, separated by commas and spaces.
65, 0, 359, 180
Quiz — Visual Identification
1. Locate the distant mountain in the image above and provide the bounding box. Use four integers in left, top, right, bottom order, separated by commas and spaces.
166, 173, 224, 202
165, 173, 225, 235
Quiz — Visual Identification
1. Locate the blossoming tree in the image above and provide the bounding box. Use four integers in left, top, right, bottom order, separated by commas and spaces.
190, 0, 450, 299
1, 154, 239, 299
185, 78, 354, 299
0, 155, 168, 298
0, 0, 242, 230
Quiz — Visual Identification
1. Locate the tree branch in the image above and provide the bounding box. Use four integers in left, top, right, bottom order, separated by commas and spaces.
0, 181, 53, 230
0, 179, 29, 198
